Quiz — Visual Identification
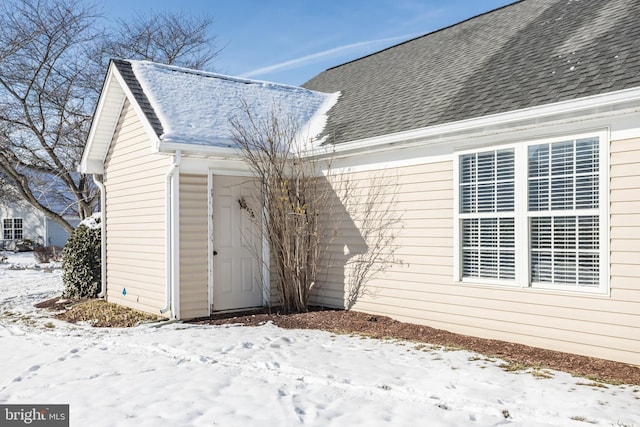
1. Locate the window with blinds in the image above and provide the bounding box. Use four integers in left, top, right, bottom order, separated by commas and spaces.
459, 149, 515, 281
457, 135, 604, 291
528, 138, 599, 287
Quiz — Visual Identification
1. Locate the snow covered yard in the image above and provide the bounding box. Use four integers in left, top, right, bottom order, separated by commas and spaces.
1, 252, 638, 426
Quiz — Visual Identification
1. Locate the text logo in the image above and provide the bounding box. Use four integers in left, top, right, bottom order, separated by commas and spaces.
0, 405, 68, 427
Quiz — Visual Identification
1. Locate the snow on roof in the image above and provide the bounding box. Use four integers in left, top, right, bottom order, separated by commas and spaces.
129, 60, 339, 148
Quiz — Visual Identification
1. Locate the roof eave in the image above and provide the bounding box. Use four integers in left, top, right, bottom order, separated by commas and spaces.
311, 86, 640, 159
80, 62, 122, 174
80, 60, 162, 174
157, 141, 244, 159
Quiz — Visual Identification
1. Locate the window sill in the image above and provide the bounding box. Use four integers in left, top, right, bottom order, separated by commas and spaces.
455, 279, 610, 298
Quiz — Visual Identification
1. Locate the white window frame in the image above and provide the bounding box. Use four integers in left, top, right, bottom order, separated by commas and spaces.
454, 130, 609, 294
457, 146, 518, 287
2, 218, 23, 240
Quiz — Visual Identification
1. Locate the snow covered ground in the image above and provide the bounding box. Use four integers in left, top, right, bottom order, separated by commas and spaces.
1, 252, 638, 426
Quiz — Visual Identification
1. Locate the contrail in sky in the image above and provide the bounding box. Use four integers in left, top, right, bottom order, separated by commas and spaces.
241, 33, 421, 78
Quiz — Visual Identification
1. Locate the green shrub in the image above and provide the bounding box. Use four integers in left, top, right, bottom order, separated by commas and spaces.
61, 217, 101, 298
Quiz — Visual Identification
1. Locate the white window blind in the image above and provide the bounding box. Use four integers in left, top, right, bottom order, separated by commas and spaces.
459, 149, 515, 280
528, 137, 600, 288
456, 134, 604, 291
528, 138, 599, 211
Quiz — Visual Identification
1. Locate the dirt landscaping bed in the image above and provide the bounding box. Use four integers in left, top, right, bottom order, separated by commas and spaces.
36, 297, 639, 386
36, 297, 162, 327
190, 307, 640, 386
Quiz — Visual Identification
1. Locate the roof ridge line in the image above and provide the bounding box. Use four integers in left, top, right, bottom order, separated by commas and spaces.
322, 0, 523, 72
126, 59, 324, 93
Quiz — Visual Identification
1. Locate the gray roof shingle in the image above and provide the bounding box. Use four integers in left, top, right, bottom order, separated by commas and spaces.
302, 0, 640, 145
112, 59, 164, 138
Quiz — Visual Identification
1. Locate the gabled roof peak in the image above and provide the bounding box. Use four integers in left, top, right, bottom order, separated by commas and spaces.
81, 59, 339, 173
125, 59, 338, 147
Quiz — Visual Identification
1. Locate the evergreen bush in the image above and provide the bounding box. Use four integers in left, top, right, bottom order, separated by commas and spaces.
61, 215, 101, 298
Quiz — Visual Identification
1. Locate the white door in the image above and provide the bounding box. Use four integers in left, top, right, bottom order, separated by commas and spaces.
212, 175, 263, 311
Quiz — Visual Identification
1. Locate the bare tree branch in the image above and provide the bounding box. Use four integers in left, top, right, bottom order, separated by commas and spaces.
0, 0, 100, 231
0, 172, 21, 204
231, 102, 402, 312
0, 0, 221, 233
100, 10, 221, 71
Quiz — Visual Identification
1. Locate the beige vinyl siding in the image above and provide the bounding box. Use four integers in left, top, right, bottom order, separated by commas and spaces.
179, 173, 209, 319
313, 163, 453, 308
103, 100, 170, 316
609, 137, 640, 349
269, 254, 282, 307
315, 148, 640, 365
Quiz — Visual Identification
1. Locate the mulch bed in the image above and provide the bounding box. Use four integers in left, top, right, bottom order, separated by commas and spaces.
34, 296, 639, 385
190, 307, 640, 386
36, 297, 162, 327
34, 296, 85, 311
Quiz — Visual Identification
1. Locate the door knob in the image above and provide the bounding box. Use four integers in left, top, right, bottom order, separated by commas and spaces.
213, 251, 218, 256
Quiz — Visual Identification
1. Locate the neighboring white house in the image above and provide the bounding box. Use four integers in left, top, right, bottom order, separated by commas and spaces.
0, 197, 79, 250
80, 0, 640, 365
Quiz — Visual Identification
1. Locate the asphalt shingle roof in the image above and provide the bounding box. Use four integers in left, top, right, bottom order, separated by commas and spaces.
112, 59, 164, 138
302, 0, 640, 145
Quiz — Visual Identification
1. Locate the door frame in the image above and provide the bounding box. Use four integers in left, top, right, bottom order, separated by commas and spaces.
207, 169, 270, 314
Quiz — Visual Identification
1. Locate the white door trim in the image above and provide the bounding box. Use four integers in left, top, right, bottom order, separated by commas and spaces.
207, 171, 214, 314
261, 200, 270, 305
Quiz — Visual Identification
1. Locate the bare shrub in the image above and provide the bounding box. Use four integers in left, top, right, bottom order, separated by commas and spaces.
231, 103, 327, 312
231, 103, 402, 312
34, 246, 63, 263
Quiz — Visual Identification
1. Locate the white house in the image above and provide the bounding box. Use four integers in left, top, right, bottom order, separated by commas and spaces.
0, 197, 78, 250
80, 0, 640, 365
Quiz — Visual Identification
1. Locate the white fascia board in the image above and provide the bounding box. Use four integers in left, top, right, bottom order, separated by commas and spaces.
80, 64, 123, 174
81, 159, 106, 175
81, 61, 163, 174
181, 157, 252, 175
157, 141, 244, 159
158, 142, 255, 175
309, 86, 640, 160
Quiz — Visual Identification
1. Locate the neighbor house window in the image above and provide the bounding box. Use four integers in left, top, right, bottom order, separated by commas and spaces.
3, 218, 23, 240
456, 133, 607, 293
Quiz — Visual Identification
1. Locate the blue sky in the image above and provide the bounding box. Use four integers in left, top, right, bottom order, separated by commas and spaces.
104, 0, 516, 86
